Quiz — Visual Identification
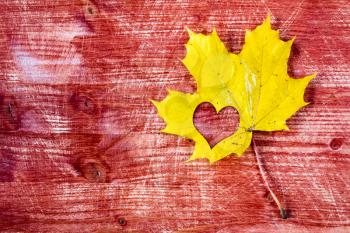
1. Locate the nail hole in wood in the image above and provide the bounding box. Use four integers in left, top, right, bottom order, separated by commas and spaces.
117, 217, 127, 226
70, 93, 97, 115
87, 7, 93, 14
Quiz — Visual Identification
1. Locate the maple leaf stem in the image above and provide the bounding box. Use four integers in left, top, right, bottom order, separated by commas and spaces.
251, 134, 288, 219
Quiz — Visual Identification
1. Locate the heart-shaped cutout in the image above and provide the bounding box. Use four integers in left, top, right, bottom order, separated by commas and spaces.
193, 102, 240, 148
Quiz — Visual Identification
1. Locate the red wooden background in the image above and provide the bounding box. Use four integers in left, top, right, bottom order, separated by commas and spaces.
0, 0, 349, 232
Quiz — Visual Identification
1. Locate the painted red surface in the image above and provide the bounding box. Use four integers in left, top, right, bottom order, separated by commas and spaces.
0, 0, 349, 232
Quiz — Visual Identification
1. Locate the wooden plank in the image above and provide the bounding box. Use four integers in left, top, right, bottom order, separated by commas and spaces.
0, 0, 349, 232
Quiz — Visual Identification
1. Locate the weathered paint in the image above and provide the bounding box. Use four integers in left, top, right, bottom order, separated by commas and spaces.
0, 0, 349, 232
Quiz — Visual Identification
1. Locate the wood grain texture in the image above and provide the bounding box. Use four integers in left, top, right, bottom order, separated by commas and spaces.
0, 0, 349, 232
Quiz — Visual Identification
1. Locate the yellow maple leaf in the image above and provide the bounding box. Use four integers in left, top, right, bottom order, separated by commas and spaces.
152, 16, 316, 163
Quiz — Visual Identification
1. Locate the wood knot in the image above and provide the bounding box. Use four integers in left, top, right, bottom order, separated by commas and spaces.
82, 1, 99, 23
193, 14, 201, 22
0, 95, 21, 130
329, 138, 344, 150
87, 6, 94, 15
0, 151, 15, 182
78, 158, 108, 183
70, 93, 97, 115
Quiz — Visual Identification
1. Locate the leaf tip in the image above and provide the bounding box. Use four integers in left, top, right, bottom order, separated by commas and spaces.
303, 101, 311, 107
185, 157, 194, 163
150, 99, 160, 108
178, 56, 185, 64
310, 72, 317, 80
263, 14, 272, 28
304, 73, 317, 84
185, 27, 195, 37
290, 36, 296, 44
266, 13, 271, 21
187, 153, 200, 163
